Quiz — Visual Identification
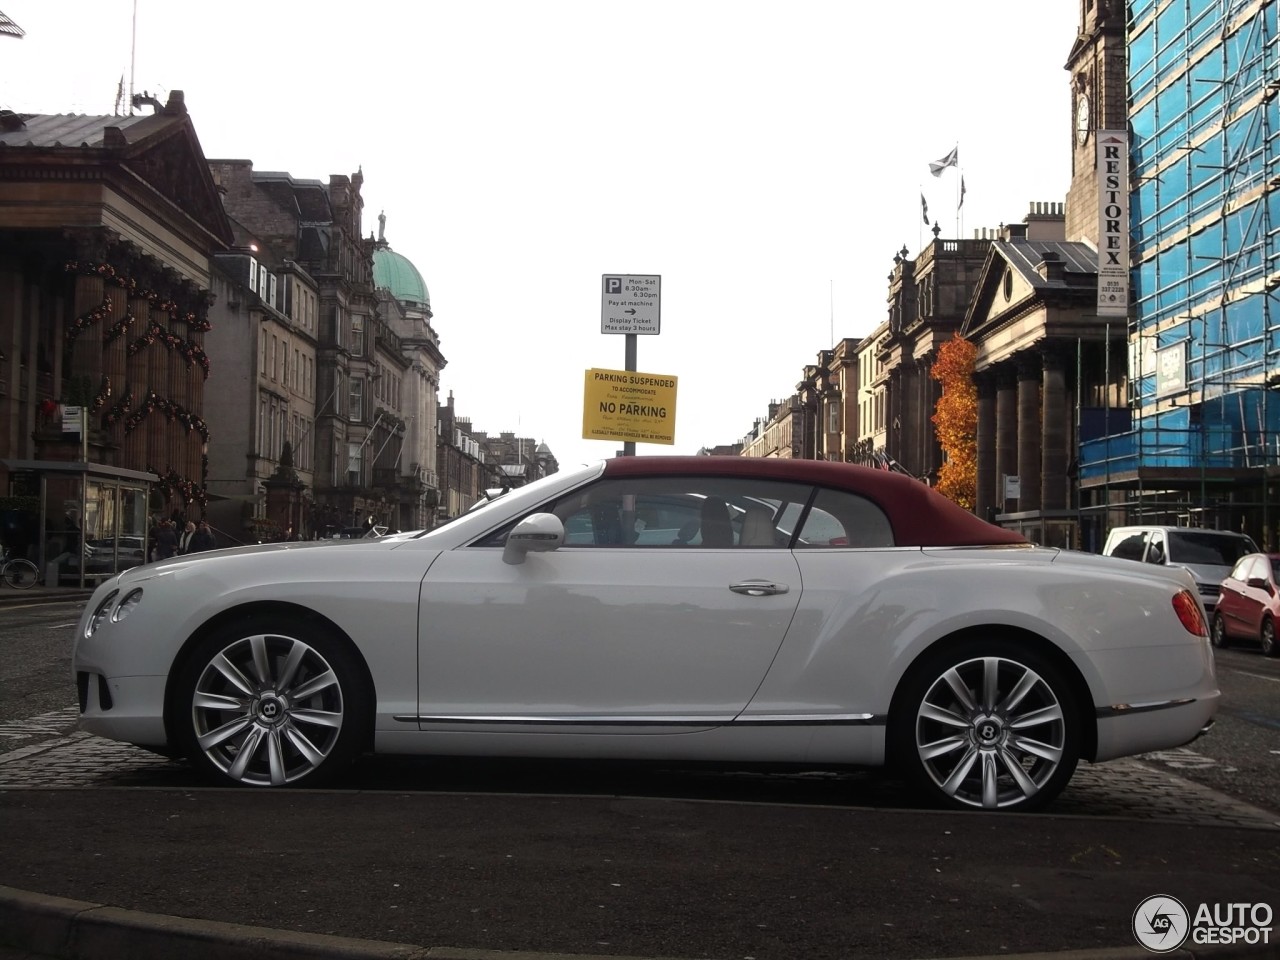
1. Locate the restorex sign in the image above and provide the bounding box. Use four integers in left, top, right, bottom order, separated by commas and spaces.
582, 367, 677, 445
1096, 130, 1130, 317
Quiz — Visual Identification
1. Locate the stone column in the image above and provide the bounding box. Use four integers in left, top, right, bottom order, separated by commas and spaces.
147, 304, 169, 475
69, 273, 106, 387
116, 294, 149, 469
1041, 346, 1069, 512
975, 372, 997, 521
994, 367, 1017, 514
1017, 355, 1042, 514
900, 362, 920, 474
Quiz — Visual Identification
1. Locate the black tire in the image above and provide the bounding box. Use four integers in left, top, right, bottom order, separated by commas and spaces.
1210, 613, 1230, 649
172, 615, 371, 787
2, 559, 39, 589
1261, 617, 1277, 658
890, 638, 1081, 812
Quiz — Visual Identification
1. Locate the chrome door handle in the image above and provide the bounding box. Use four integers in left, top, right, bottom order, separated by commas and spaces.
730, 580, 789, 597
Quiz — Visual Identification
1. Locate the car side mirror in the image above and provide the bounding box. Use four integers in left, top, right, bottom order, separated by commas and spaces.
1147, 544, 1165, 564
502, 513, 565, 565
1246, 576, 1271, 591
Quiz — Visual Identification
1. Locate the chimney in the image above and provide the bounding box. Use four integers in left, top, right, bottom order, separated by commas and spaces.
1037, 250, 1065, 283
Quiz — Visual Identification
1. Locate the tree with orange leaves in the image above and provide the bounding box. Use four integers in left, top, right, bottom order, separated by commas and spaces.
930, 335, 977, 510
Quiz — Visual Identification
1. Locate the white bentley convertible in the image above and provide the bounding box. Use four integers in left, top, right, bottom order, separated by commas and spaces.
73, 456, 1218, 811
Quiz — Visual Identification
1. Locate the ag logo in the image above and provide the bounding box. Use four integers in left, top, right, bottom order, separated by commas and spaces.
1133, 895, 1189, 952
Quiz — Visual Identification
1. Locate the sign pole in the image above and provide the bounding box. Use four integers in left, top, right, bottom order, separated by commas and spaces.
623, 334, 637, 456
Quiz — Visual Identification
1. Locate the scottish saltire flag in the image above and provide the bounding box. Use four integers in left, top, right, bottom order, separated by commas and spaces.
959, 176, 966, 210
929, 146, 958, 177
921, 192, 929, 225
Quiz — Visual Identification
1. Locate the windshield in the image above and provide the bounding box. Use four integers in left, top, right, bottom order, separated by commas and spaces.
412, 464, 602, 538
1168, 531, 1256, 566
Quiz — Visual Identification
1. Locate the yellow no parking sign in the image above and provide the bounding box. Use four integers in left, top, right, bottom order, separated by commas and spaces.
582, 368, 678, 445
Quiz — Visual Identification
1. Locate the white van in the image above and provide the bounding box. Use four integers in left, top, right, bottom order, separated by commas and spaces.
1101, 525, 1258, 612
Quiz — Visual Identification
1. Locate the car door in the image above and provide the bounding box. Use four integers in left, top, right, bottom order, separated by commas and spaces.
1239, 556, 1270, 636
415, 475, 806, 726
1217, 557, 1253, 638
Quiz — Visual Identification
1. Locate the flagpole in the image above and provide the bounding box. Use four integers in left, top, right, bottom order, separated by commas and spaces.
953, 144, 960, 239
955, 161, 960, 239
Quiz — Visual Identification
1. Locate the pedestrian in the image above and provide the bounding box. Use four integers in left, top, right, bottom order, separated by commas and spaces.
153, 519, 178, 561
146, 514, 162, 562
186, 520, 216, 554
178, 521, 196, 555
62, 507, 81, 558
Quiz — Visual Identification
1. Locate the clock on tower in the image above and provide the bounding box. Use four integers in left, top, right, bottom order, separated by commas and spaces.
1076, 93, 1090, 145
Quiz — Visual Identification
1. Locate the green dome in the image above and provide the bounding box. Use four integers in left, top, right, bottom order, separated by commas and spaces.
372, 246, 430, 309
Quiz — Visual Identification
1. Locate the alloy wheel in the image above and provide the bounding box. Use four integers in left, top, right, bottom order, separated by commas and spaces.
1211, 614, 1229, 649
913, 655, 1068, 810
190, 631, 346, 786
1262, 618, 1277, 658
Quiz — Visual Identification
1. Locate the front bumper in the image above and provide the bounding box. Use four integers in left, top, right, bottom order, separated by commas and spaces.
75, 671, 170, 748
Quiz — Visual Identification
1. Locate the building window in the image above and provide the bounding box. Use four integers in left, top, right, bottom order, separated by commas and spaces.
258, 396, 267, 454
347, 442, 363, 486
828, 400, 840, 434
350, 315, 364, 357
349, 378, 364, 422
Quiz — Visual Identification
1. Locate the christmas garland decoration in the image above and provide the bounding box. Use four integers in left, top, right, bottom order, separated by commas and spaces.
64, 262, 213, 337
125, 320, 210, 377
64, 260, 137, 296
65, 296, 113, 346
103, 309, 137, 344
101, 388, 134, 429
122, 391, 209, 442
92, 375, 111, 411
148, 465, 207, 508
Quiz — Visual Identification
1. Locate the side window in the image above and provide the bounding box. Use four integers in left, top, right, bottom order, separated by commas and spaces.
795, 487, 894, 548
1249, 556, 1268, 582
1228, 556, 1252, 580
1108, 532, 1148, 562
497, 476, 814, 548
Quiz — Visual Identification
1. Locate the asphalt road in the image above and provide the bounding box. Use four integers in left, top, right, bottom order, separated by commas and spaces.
1, 595, 1279, 959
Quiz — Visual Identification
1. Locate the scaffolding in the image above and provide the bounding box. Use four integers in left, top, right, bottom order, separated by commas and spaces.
1078, 0, 1280, 546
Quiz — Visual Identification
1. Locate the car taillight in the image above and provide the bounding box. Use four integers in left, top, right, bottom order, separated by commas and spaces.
1172, 589, 1208, 637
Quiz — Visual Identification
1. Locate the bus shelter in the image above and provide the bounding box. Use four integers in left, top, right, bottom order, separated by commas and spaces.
2, 459, 156, 589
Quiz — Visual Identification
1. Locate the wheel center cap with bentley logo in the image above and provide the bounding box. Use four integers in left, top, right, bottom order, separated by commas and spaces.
973, 715, 1005, 746
256, 695, 286, 724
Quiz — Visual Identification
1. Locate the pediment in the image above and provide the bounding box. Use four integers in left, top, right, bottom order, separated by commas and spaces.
962, 247, 1036, 341
120, 123, 232, 249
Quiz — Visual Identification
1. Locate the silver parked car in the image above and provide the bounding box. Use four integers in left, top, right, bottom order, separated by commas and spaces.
1101, 525, 1258, 613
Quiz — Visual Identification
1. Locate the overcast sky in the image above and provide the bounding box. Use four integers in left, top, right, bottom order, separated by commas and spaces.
1, 1, 1078, 469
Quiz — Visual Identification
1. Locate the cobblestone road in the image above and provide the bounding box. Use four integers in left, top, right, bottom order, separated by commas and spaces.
2, 719, 1278, 830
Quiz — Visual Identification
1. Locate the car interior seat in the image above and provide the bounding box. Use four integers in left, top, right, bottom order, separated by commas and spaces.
738, 504, 777, 547
699, 498, 734, 548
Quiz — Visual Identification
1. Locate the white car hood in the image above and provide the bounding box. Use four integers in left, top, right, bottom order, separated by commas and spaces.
112, 537, 386, 586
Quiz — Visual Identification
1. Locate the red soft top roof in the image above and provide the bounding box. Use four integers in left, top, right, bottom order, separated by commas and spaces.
602, 456, 1026, 548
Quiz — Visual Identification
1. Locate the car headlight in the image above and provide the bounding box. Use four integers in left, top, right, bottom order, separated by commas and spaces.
111, 588, 143, 624
85, 590, 119, 638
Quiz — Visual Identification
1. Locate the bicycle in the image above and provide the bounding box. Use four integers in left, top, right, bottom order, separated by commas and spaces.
1, 550, 40, 589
